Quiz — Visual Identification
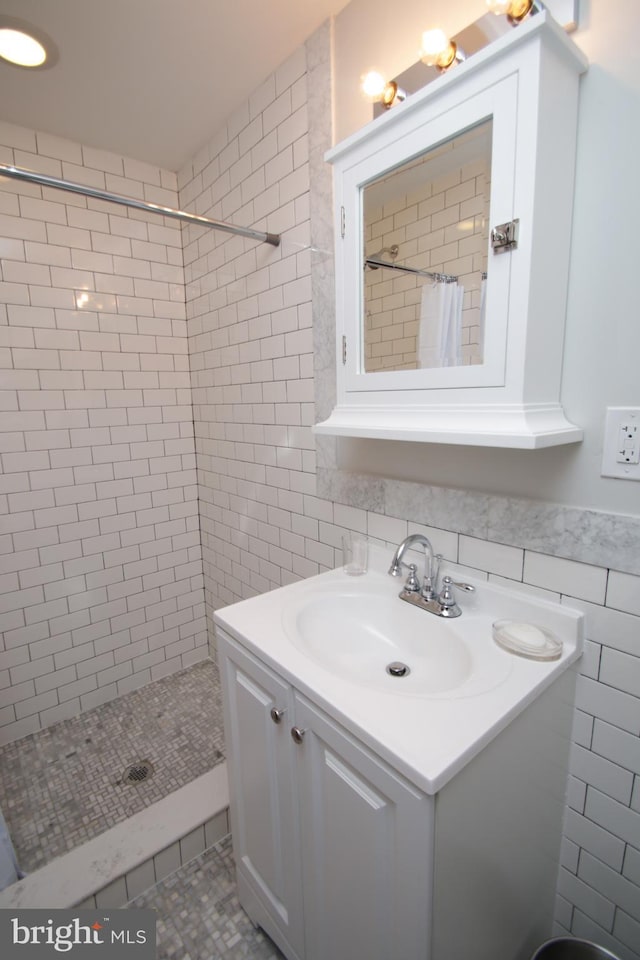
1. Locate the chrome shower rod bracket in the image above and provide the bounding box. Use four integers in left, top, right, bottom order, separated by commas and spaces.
0, 163, 280, 246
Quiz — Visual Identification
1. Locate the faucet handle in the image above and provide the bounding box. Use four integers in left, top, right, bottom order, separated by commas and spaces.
439, 575, 475, 608
404, 563, 421, 593
448, 577, 475, 593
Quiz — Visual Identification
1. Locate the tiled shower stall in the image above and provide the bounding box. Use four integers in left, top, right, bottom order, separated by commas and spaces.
0, 20, 639, 960
0, 127, 206, 743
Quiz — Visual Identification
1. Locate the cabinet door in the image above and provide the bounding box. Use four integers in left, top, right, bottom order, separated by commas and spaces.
294, 694, 434, 960
218, 632, 304, 959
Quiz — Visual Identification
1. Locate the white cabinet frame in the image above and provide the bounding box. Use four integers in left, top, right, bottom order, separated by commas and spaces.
315, 12, 588, 448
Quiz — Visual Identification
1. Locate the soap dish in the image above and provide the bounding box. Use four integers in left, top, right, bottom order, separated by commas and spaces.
493, 619, 562, 661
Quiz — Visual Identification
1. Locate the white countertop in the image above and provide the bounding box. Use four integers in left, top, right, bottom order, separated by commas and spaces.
214, 547, 583, 795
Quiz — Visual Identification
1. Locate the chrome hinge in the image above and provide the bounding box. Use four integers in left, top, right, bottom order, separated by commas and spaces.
342, 335, 347, 364
491, 218, 519, 252
340, 206, 345, 239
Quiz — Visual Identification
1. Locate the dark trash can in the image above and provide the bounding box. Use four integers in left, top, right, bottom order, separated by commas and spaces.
532, 938, 622, 960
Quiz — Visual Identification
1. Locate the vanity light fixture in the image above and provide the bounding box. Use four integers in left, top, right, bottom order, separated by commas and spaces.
486, 0, 546, 24
420, 28, 465, 72
506, 0, 545, 23
380, 80, 407, 108
360, 70, 407, 109
0, 16, 58, 69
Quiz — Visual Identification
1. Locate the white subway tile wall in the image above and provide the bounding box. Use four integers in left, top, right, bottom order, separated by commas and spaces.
0, 32, 638, 957
0, 122, 207, 745
181, 44, 321, 616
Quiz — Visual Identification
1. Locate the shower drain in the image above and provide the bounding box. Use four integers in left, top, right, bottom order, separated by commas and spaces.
122, 760, 154, 785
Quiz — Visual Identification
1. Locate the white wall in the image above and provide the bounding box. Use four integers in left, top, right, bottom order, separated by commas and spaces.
333, 0, 640, 516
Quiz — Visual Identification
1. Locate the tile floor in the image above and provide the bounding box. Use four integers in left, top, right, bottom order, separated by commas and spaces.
130, 836, 284, 960
1, 657, 285, 957
0, 659, 225, 873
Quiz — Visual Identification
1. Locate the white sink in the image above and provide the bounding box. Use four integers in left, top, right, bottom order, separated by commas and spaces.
282, 575, 513, 698
215, 545, 584, 792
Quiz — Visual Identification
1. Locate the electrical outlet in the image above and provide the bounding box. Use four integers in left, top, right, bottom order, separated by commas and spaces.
618, 421, 640, 464
601, 407, 640, 481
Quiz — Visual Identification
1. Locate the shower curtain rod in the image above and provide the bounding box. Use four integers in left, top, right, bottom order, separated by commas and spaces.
0, 164, 281, 247
365, 256, 458, 283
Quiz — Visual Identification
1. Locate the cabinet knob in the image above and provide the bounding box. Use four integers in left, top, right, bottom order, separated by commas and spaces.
270, 707, 285, 724
291, 726, 306, 745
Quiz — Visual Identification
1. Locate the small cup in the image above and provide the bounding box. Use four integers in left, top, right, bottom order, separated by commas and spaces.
342, 533, 368, 576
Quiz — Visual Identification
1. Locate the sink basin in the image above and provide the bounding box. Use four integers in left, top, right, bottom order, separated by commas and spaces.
216, 549, 583, 790
282, 575, 512, 698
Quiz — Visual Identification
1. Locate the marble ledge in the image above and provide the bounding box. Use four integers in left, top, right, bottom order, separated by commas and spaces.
317, 467, 640, 577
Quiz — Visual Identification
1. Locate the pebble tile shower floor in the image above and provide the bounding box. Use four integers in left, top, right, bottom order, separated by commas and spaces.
0, 659, 225, 873
130, 836, 284, 960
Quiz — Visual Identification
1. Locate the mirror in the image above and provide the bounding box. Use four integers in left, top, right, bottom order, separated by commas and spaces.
362, 119, 492, 373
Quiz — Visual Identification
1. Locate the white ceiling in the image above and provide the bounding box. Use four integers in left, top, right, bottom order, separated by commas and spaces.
0, 0, 350, 172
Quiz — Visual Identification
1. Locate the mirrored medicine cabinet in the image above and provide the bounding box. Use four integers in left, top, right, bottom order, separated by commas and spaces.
314, 11, 588, 448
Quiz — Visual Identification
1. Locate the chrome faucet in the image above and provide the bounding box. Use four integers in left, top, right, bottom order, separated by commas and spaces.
388, 534, 475, 618
388, 533, 441, 599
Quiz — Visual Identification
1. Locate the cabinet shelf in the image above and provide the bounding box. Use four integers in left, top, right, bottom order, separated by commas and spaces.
314, 402, 584, 448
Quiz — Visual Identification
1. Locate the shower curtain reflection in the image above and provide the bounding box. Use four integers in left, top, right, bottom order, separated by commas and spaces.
418, 280, 465, 368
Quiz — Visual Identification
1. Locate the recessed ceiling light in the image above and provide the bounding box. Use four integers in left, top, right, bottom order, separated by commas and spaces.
0, 16, 58, 70
0, 29, 46, 67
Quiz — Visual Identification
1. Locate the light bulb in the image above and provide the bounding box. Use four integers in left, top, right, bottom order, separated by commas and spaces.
485, 0, 512, 14
0, 28, 46, 66
420, 29, 461, 71
420, 29, 449, 66
361, 70, 387, 102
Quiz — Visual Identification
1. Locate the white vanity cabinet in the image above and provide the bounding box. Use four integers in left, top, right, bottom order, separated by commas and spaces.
215, 556, 582, 960
218, 632, 305, 959
294, 694, 432, 960
218, 621, 575, 960
218, 630, 432, 960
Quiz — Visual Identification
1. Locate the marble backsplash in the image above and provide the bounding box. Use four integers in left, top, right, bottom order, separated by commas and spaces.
316, 464, 640, 577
